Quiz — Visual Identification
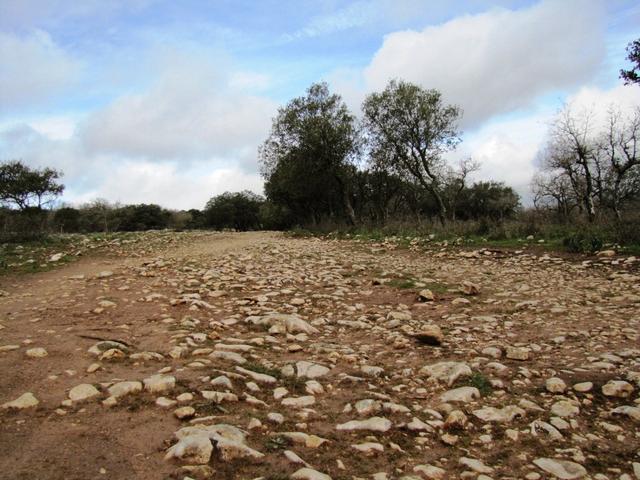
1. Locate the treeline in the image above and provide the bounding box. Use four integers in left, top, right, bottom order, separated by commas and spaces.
258, 81, 521, 229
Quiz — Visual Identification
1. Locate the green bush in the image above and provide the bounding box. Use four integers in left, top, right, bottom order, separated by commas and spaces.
563, 231, 604, 253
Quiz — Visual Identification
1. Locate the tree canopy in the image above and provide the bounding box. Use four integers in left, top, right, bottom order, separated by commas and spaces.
260, 82, 360, 225
362, 80, 462, 224
0, 160, 64, 211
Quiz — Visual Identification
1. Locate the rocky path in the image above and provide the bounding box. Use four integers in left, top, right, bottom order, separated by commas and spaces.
0, 231, 638, 480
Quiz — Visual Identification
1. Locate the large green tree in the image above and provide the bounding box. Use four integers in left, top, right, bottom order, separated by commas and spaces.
0, 160, 64, 210
362, 80, 461, 225
204, 191, 263, 231
259, 82, 360, 225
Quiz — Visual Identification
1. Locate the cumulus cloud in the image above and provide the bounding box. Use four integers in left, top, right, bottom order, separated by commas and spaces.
68, 162, 263, 210
364, 0, 606, 127
0, 30, 80, 109
80, 56, 277, 165
455, 84, 640, 204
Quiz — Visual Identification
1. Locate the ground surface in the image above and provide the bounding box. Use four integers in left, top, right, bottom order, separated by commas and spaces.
0, 231, 638, 480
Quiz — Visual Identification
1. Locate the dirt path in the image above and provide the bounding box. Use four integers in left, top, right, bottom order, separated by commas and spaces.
0, 232, 638, 480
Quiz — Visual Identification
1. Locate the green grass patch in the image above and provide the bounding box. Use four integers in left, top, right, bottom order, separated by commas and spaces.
464, 371, 493, 396
388, 277, 417, 289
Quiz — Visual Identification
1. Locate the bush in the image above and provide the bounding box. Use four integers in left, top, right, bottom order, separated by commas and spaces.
563, 231, 604, 253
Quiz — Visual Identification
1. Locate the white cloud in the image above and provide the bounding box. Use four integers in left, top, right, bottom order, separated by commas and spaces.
80, 56, 277, 164
364, 0, 606, 127
0, 30, 80, 109
67, 162, 263, 210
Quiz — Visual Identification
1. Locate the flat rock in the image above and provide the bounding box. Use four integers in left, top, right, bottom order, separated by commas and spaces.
336, 417, 392, 432
69, 384, 100, 402
2, 392, 39, 410
440, 386, 480, 403
419, 361, 472, 386
291, 468, 332, 480
143, 374, 176, 394
533, 458, 587, 479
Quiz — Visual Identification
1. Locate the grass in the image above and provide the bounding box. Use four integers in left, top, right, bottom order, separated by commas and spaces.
264, 435, 292, 452
464, 371, 493, 396
388, 277, 416, 289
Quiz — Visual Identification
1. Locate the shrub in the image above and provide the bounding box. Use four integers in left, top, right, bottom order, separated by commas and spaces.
563, 231, 604, 253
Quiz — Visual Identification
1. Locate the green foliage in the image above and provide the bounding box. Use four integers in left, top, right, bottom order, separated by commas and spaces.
117, 204, 171, 231
620, 38, 640, 85
363, 79, 461, 224
0, 160, 64, 211
260, 82, 359, 225
465, 371, 493, 396
563, 231, 604, 253
204, 191, 263, 231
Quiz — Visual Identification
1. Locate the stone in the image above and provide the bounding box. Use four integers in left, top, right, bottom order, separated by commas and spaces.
417, 289, 435, 302
291, 468, 332, 480
69, 384, 100, 402
545, 377, 567, 394
156, 397, 177, 408
355, 399, 382, 416
25, 347, 48, 358
413, 464, 446, 479
235, 366, 277, 384
2, 392, 39, 410
107, 381, 142, 399
351, 442, 384, 455
440, 386, 480, 404
216, 438, 264, 460
506, 346, 530, 360
459, 457, 493, 474
336, 417, 392, 432
414, 325, 444, 345
419, 361, 472, 386
165, 435, 213, 464
282, 396, 316, 408
602, 380, 634, 398
573, 382, 593, 393
174, 406, 195, 419
551, 400, 579, 418
461, 281, 480, 295
611, 405, 640, 421
533, 458, 587, 479
296, 361, 330, 379
472, 405, 525, 423
444, 410, 468, 430
143, 374, 176, 394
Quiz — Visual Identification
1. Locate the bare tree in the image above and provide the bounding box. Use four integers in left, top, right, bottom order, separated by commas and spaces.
445, 157, 480, 221
542, 106, 598, 222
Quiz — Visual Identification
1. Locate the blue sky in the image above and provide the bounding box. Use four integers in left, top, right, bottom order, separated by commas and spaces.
0, 0, 639, 208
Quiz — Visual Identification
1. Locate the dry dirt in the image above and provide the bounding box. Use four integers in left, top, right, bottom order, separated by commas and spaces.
0, 231, 638, 480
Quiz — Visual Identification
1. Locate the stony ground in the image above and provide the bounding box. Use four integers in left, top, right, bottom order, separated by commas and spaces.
0, 231, 639, 480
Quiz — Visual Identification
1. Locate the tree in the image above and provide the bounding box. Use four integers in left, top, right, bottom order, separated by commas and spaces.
620, 38, 640, 86
599, 107, 640, 219
53, 207, 81, 232
541, 106, 598, 222
362, 80, 462, 225
0, 160, 64, 210
204, 191, 263, 231
260, 82, 360, 226
118, 204, 170, 231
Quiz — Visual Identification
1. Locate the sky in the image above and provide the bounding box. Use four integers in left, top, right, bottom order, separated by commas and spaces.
0, 0, 639, 209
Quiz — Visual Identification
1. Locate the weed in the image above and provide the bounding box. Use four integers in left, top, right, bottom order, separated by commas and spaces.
465, 371, 493, 396
264, 435, 291, 452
